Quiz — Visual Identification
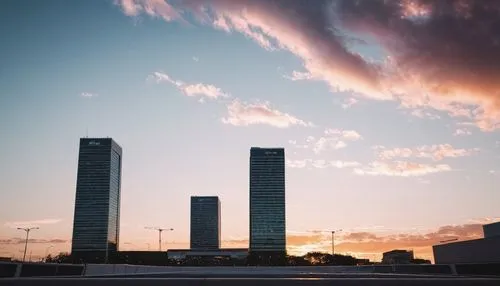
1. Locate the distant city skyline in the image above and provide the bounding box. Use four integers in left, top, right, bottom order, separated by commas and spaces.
1, 0, 500, 263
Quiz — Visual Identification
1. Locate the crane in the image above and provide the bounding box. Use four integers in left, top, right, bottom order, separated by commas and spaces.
145, 227, 174, 252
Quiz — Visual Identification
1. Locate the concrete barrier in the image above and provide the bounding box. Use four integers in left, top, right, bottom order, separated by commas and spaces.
0, 262, 85, 278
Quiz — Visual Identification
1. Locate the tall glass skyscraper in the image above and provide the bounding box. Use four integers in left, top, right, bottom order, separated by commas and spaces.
190, 196, 221, 250
249, 147, 286, 254
71, 138, 122, 263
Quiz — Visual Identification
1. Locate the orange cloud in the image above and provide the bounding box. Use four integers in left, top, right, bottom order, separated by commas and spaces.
0, 223, 488, 263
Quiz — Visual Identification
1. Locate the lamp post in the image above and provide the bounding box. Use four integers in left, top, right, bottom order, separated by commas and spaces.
145, 227, 174, 251
17, 227, 39, 263
331, 229, 342, 256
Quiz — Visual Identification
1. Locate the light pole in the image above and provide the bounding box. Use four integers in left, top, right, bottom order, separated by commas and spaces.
145, 227, 174, 251
331, 229, 342, 256
17, 227, 39, 263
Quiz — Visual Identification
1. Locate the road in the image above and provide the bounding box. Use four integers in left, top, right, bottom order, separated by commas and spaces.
2, 277, 500, 286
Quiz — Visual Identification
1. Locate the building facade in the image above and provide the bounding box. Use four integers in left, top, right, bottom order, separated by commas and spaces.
433, 222, 500, 264
71, 138, 122, 263
190, 196, 221, 250
483, 222, 500, 239
249, 147, 286, 254
381, 249, 414, 264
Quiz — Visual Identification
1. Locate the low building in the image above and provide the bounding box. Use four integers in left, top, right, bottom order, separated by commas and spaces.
433, 222, 500, 264
382, 250, 414, 264
483, 222, 500, 239
167, 248, 248, 260
433, 236, 500, 264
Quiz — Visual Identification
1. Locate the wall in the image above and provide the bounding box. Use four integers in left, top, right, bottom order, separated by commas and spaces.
433, 237, 500, 264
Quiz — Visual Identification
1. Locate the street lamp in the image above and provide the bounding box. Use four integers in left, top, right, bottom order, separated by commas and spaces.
145, 227, 174, 251
17, 227, 39, 263
331, 229, 342, 256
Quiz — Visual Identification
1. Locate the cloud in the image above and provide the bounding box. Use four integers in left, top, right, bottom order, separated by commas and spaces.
453, 128, 472, 136
284, 70, 314, 81
222, 100, 311, 128
325, 129, 363, 141
0, 238, 67, 245
342, 98, 359, 109
4, 219, 62, 228
286, 159, 310, 169
219, 222, 485, 261
117, 0, 500, 131
312, 129, 362, 154
337, 223, 483, 261
149, 71, 228, 100
192, 56, 199, 62
375, 144, 478, 161
354, 160, 451, 177
115, 0, 180, 21
410, 109, 441, 120
286, 159, 360, 169
288, 129, 362, 154
81, 92, 97, 98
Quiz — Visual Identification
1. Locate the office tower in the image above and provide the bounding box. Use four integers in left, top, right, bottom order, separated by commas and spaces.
190, 196, 221, 250
249, 147, 286, 254
71, 138, 122, 263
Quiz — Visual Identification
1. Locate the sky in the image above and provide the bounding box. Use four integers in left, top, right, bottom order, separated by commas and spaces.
1, 0, 500, 262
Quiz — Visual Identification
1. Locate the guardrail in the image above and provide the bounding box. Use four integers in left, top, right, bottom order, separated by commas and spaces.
0, 262, 84, 278
1, 262, 499, 278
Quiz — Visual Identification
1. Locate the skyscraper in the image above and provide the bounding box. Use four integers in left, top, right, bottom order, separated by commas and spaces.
71, 138, 122, 263
190, 196, 221, 250
249, 147, 286, 256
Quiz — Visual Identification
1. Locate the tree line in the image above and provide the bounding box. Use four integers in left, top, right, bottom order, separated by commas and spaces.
40, 251, 430, 266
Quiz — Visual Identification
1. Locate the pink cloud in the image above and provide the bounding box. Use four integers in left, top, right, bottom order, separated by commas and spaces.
286, 159, 361, 170
354, 161, 451, 177
117, 0, 500, 130
222, 100, 311, 128
375, 144, 478, 161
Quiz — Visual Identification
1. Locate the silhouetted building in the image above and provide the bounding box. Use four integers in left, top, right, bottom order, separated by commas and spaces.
190, 196, 221, 250
71, 138, 122, 263
249, 147, 286, 256
167, 248, 248, 260
483, 222, 500, 238
433, 222, 500, 264
382, 250, 414, 264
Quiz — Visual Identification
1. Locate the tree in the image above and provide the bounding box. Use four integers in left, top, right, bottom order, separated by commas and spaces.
44, 252, 72, 264
287, 255, 311, 266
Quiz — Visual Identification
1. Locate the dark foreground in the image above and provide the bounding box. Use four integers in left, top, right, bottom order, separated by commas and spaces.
2, 276, 500, 286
